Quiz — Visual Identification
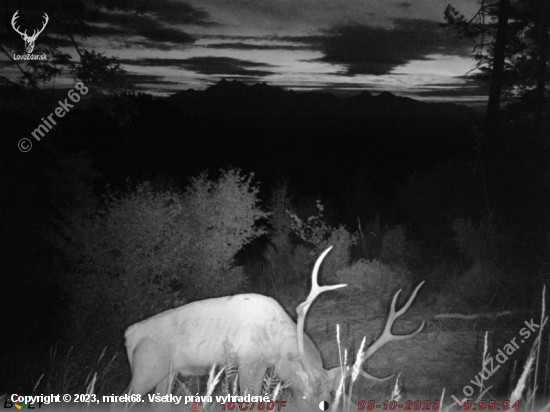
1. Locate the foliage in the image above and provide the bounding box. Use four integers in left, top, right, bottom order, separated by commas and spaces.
54, 168, 267, 345
398, 161, 485, 255
357, 214, 382, 260
287, 200, 357, 283
452, 215, 498, 262
443, 0, 550, 100
262, 180, 295, 283
335, 259, 412, 312
437, 259, 504, 310
287, 199, 334, 249
380, 225, 419, 265
262, 187, 357, 290
182, 169, 268, 280
43, 151, 101, 218
74, 50, 127, 94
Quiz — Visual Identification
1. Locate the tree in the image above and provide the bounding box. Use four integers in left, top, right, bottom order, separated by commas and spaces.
444, 0, 549, 131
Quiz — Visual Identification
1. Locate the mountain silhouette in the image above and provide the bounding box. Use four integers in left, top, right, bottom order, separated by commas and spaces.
168, 79, 474, 120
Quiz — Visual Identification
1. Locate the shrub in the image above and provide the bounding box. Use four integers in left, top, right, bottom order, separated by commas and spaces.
380, 225, 419, 265
452, 215, 497, 263
287, 200, 357, 284
336, 259, 412, 312
54, 168, 267, 345
182, 169, 268, 293
436, 259, 503, 310
262, 180, 295, 283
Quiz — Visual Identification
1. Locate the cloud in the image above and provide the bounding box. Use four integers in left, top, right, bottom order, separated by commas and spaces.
121, 57, 275, 77
135, 0, 217, 26
1, 3, 200, 47
102, 13, 195, 45
395, 2, 413, 9
204, 42, 309, 50
125, 73, 183, 85
178, 57, 274, 76
307, 19, 471, 75
132, 18, 195, 44
116, 40, 178, 51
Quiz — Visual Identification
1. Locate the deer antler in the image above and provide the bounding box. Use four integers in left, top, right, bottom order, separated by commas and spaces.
11, 11, 49, 40
32, 13, 49, 40
11, 11, 26, 37
357, 281, 425, 381
296, 246, 347, 362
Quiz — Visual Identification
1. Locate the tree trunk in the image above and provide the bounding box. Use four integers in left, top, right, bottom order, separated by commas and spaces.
485, 0, 510, 133
533, 0, 549, 133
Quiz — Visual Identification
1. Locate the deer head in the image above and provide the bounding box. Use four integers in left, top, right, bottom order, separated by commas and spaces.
117, 246, 424, 412
11, 11, 49, 54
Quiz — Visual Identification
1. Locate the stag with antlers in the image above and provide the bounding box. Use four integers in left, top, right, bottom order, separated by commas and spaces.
117, 246, 424, 411
11, 11, 49, 54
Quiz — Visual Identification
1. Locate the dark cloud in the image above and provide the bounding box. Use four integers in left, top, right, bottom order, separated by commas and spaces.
297, 19, 471, 76
119, 58, 186, 67
126, 73, 183, 85
108, 14, 195, 44
1, 3, 200, 46
120, 57, 274, 77
395, 2, 413, 9
134, 0, 216, 26
94, 11, 195, 46
201, 35, 267, 41
178, 57, 274, 76
133, 18, 195, 43
204, 42, 309, 51
205, 75, 271, 84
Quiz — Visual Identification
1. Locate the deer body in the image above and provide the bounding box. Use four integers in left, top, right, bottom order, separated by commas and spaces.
125, 293, 324, 398
120, 247, 425, 411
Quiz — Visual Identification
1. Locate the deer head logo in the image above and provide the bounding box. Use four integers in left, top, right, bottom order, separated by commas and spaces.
11, 11, 49, 54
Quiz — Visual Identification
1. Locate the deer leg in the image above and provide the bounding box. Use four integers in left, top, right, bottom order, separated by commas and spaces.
150, 373, 176, 412
122, 337, 172, 411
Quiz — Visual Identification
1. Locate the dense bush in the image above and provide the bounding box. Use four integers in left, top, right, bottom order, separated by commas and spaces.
54, 168, 267, 345
336, 259, 412, 312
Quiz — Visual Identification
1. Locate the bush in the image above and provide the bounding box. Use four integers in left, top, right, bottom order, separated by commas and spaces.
380, 225, 419, 265
399, 161, 485, 256
336, 259, 412, 312
286, 200, 357, 285
452, 216, 497, 263
54, 168, 267, 345
182, 169, 268, 292
436, 259, 503, 310
262, 180, 296, 283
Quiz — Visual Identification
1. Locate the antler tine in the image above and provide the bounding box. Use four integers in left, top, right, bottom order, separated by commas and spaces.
38, 13, 49, 35
31, 13, 49, 39
358, 281, 425, 381
296, 246, 347, 360
11, 11, 26, 36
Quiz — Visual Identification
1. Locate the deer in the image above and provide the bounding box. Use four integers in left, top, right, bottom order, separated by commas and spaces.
11, 11, 49, 54
116, 246, 425, 411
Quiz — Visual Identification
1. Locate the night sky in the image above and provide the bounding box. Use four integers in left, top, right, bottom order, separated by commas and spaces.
2, 0, 486, 102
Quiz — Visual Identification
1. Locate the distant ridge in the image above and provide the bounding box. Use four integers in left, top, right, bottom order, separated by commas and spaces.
168, 79, 475, 120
